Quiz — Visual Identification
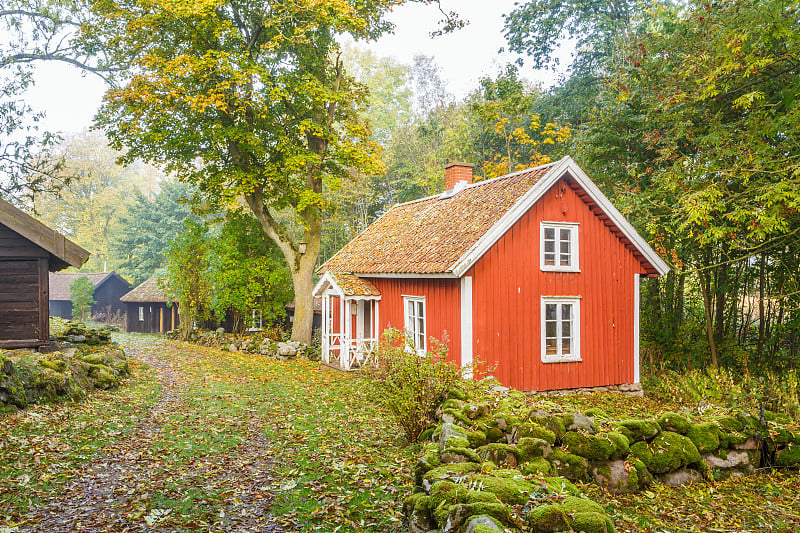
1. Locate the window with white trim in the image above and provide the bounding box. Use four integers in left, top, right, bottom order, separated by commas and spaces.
540, 222, 579, 271
541, 297, 581, 362
138, 306, 145, 321
403, 296, 426, 353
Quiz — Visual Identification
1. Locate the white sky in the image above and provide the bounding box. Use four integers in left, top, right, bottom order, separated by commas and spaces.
23, 0, 571, 135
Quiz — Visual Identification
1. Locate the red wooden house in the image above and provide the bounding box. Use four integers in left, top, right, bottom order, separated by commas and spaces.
313, 157, 669, 391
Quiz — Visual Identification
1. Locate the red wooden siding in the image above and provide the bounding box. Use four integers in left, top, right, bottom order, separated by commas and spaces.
467, 177, 647, 391
368, 278, 462, 365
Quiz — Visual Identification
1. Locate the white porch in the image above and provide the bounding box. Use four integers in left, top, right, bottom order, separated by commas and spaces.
312, 272, 381, 370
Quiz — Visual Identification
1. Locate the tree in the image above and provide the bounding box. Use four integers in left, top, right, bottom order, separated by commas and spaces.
575, 0, 800, 370
78, 0, 455, 344
109, 180, 196, 285
70, 275, 95, 321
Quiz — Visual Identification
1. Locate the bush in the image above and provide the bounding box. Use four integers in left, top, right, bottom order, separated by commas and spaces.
365, 329, 466, 443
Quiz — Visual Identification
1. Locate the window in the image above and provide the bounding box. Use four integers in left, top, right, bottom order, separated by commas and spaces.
541, 297, 581, 362
138, 306, 144, 321
403, 296, 426, 353
540, 222, 579, 272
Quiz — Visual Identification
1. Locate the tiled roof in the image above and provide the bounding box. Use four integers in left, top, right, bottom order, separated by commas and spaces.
49, 272, 126, 301
120, 277, 172, 303
320, 164, 554, 274
329, 272, 380, 296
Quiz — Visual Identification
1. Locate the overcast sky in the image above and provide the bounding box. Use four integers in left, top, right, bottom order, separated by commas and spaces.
23, 0, 570, 135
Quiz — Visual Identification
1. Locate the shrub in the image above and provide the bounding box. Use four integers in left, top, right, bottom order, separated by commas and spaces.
365, 328, 466, 443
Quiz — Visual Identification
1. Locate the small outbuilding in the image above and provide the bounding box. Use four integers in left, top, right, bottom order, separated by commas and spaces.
0, 198, 89, 349
49, 271, 132, 320
313, 157, 669, 392
120, 277, 179, 333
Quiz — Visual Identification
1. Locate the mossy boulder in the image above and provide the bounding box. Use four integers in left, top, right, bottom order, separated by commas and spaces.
516, 423, 557, 445
528, 504, 570, 532
478, 443, 520, 468
562, 431, 615, 461
570, 511, 615, 533
562, 495, 605, 515
422, 462, 481, 489
775, 443, 800, 467
517, 437, 552, 462
466, 430, 488, 448
657, 412, 692, 435
443, 407, 473, 427
529, 410, 567, 441
441, 447, 481, 464
468, 473, 536, 505
438, 502, 511, 532
629, 431, 701, 474
563, 413, 597, 433
521, 457, 554, 476
547, 449, 589, 481
686, 422, 721, 454
591, 459, 642, 494
613, 419, 661, 442
584, 407, 609, 421
464, 515, 503, 532
606, 432, 631, 460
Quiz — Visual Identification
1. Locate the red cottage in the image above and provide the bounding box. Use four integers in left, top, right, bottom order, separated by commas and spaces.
313, 157, 669, 392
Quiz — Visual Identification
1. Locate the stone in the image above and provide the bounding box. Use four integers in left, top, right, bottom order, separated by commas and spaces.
548, 449, 589, 481
661, 468, 702, 486
657, 412, 692, 434
703, 450, 751, 470
229, 344, 238, 352
614, 419, 661, 442
561, 431, 614, 461
464, 515, 503, 533
733, 437, 760, 450
277, 342, 298, 356
591, 459, 641, 494
216, 327, 225, 334
687, 422, 721, 454
566, 413, 597, 433
629, 431, 701, 474
528, 504, 570, 533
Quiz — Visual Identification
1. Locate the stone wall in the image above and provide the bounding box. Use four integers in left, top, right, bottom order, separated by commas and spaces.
406, 384, 800, 533
175, 329, 318, 361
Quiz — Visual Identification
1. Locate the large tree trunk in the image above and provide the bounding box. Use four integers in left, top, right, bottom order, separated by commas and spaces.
289, 246, 320, 344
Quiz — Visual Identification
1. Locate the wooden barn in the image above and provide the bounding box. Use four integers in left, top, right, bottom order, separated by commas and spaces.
120, 277, 179, 333
313, 157, 669, 392
49, 271, 131, 320
0, 198, 90, 349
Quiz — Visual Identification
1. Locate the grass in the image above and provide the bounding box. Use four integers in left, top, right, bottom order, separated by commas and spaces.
2, 332, 799, 532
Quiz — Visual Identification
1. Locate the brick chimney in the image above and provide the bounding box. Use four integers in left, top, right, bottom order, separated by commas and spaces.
444, 162, 474, 191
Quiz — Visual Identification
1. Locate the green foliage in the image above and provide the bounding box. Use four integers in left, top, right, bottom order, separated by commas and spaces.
69, 276, 95, 321
205, 211, 293, 331
163, 220, 212, 339
110, 180, 196, 285
365, 329, 467, 443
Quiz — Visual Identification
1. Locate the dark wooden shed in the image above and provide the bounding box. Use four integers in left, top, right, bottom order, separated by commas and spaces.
120, 277, 179, 333
49, 271, 132, 321
0, 198, 90, 349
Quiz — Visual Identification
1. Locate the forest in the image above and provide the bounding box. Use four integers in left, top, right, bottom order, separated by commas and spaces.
1, 0, 798, 376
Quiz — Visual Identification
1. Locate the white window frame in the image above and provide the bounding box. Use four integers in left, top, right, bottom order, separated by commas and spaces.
403, 295, 426, 354
541, 296, 581, 363
540, 222, 580, 272
138, 306, 145, 321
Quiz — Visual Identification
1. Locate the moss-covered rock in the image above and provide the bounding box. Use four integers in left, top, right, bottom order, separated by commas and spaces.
517, 437, 552, 462
775, 443, 800, 467
438, 502, 511, 531
441, 447, 481, 464
422, 462, 481, 489
606, 432, 631, 460
521, 457, 554, 476
516, 423, 557, 445
629, 431, 701, 474
657, 412, 692, 435
529, 410, 567, 441
465, 429, 488, 448
548, 449, 589, 481
528, 504, 570, 532
467, 474, 536, 505
570, 511, 615, 533
478, 443, 519, 468
591, 459, 642, 494
562, 431, 615, 461
443, 408, 473, 427
687, 422, 721, 454
561, 495, 605, 515
613, 420, 661, 442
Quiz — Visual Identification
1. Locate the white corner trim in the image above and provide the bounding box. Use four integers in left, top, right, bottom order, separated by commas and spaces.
634, 273, 641, 383
449, 156, 670, 277
460, 276, 473, 377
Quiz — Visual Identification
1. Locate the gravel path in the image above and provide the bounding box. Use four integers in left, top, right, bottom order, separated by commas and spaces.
19, 339, 285, 533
